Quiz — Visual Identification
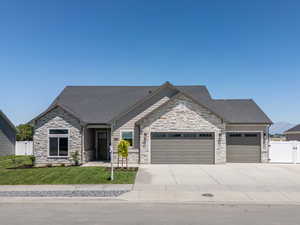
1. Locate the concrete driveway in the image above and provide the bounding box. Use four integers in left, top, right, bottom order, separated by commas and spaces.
134, 164, 300, 192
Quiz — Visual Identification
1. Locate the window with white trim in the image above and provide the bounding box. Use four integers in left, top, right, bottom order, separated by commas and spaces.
121, 131, 133, 146
49, 129, 69, 157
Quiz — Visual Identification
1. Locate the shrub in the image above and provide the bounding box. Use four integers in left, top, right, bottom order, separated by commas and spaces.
71, 151, 80, 166
29, 155, 36, 166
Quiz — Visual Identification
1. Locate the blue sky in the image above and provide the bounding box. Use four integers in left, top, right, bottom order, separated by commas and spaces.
1, 0, 300, 125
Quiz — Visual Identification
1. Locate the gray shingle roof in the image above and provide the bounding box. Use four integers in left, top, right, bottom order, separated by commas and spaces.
0, 110, 17, 133
49, 85, 212, 124
35, 84, 272, 125
285, 124, 300, 133
208, 99, 272, 124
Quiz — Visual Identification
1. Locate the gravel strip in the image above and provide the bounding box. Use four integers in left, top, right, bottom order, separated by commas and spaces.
0, 190, 130, 197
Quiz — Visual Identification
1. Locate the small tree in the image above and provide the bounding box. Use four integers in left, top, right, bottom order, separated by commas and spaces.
16, 124, 33, 141
117, 140, 129, 168
71, 151, 80, 166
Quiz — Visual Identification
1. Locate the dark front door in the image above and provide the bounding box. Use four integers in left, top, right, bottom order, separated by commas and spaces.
97, 131, 108, 161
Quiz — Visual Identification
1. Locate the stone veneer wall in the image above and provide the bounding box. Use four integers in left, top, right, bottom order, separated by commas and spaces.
226, 124, 270, 163
33, 107, 82, 165
111, 96, 171, 164
139, 94, 226, 164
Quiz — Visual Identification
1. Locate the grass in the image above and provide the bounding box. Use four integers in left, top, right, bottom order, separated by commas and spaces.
0, 156, 137, 185
0, 155, 33, 169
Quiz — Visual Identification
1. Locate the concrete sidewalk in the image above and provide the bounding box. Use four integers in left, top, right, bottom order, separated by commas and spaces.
119, 189, 300, 204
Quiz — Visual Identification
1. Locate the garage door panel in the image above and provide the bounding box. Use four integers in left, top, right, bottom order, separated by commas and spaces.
227, 145, 261, 163
151, 132, 214, 164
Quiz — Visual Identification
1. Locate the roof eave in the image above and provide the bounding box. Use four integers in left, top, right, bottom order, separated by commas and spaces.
30, 103, 83, 126
0, 110, 17, 132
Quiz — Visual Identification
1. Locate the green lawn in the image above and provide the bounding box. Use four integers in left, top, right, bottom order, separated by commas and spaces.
0, 155, 33, 169
0, 156, 137, 185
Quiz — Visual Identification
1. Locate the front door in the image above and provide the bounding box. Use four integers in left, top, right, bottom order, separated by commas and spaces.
97, 131, 108, 161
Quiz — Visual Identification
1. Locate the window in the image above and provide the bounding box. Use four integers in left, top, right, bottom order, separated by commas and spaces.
199, 133, 213, 137
245, 133, 258, 137
183, 133, 197, 138
168, 133, 182, 138
151, 133, 167, 138
49, 129, 68, 134
49, 129, 69, 157
121, 131, 133, 146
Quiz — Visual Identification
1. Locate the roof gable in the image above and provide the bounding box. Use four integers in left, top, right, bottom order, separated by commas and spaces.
37, 82, 211, 124
136, 92, 224, 125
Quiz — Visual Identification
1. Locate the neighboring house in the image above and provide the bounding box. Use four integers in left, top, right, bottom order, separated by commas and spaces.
31, 82, 272, 165
284, 124, 300, 141
0, 110, 16, 156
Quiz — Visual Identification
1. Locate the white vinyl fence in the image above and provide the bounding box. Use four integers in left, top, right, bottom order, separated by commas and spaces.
15, 141, 33, 155
269, 141, 300, 163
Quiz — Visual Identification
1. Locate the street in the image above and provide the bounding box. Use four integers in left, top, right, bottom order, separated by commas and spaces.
1, 202, 300, 225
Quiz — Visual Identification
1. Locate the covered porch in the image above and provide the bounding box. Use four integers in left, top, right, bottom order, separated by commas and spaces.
83, 125, 112, 162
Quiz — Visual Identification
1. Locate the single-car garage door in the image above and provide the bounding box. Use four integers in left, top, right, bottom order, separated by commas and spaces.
151, 132, 214, 164
226, 132, 261, 163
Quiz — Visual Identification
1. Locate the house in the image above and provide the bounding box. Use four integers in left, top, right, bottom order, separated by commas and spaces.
0, 110, 16, 156
284, 124, 300, 141
31, 82, 272, 165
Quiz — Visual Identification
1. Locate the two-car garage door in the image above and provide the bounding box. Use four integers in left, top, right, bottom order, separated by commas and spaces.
151, 132, 214, 164
226, 132, 261, 163
150, 132, 262, 164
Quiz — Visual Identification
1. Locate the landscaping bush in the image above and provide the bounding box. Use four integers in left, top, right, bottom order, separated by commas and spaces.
71, 151, 80, 166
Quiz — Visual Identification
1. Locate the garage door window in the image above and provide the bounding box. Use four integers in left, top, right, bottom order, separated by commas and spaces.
151, 132, 213, 139
227, 133, 260, 145
245, 133, 258, 137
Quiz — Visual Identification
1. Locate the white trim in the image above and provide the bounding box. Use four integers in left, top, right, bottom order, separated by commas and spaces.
120, 129, 134, 147
47, 128, 70, 158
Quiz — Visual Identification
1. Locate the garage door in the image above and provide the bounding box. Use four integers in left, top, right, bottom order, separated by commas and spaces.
151, 132, 214, 164
226, 132, 261, 163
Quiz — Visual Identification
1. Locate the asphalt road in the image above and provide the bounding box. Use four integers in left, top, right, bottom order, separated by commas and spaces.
1, 202, 300, 225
